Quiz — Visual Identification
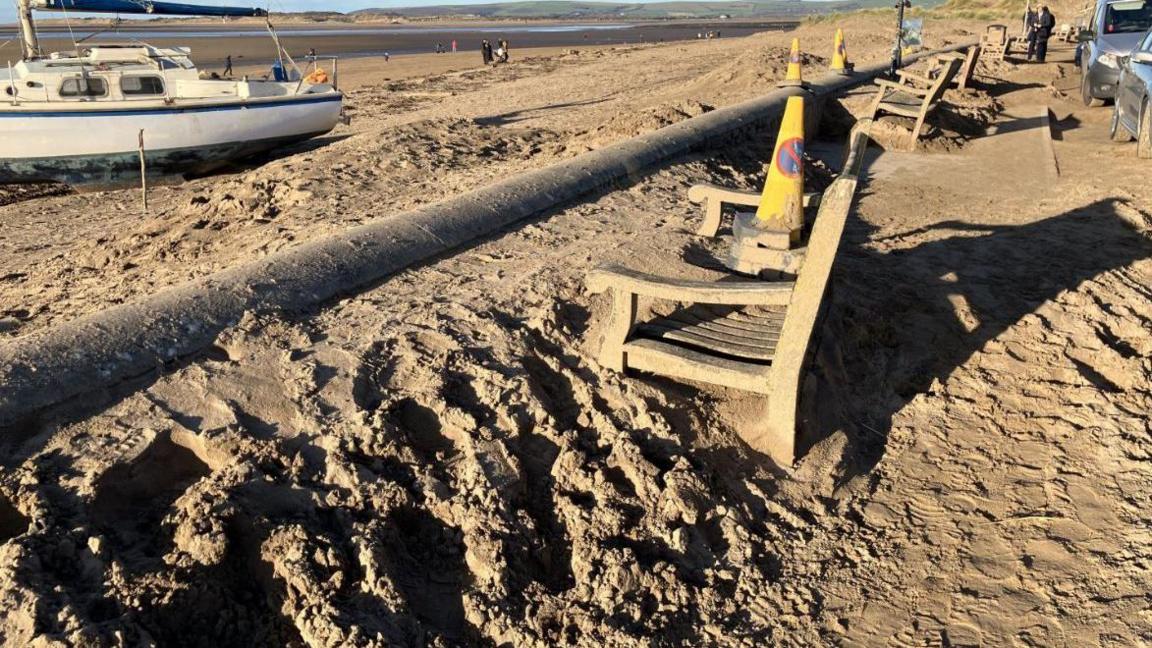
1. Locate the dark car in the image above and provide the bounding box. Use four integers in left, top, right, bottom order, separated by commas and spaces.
1078, 0, 1152, 105
1109, 29, 1152, 154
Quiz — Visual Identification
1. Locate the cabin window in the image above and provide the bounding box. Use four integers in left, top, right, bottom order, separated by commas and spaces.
121, 76, 165, 96
59, 77, 108, 98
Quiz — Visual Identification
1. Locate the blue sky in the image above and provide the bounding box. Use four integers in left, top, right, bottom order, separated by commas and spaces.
2, 0, 669, 23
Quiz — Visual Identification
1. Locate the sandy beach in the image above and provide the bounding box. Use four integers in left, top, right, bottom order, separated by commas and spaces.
0, 11, 1150, 647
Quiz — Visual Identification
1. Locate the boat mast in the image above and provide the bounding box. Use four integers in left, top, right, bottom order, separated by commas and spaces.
16, 0, 41, 60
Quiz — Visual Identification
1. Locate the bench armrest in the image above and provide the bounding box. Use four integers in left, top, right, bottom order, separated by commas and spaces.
876, 78, 930, 96
689, 184, 823, 237
587, 264, 795, 306
687, 183, 760, 207
896, 70, 934, 86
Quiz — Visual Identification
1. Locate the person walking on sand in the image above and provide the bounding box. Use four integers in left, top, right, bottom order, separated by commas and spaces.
481, 39, 493, 65
1034, 5, 1056, 63
223, 54, 233, 77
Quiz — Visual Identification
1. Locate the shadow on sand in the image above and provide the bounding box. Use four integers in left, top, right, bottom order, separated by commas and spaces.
811, 197, 1151, 481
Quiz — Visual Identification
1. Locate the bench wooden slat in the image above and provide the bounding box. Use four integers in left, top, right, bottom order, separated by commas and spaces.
664, 309, 784, 338
637, 323, 778, 362
623, 338, 774, 394
587, 264, 795, 306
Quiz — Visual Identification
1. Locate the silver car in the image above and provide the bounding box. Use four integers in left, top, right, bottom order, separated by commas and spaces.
1079, 0, 1152, 105
1110, 29, 1152, 154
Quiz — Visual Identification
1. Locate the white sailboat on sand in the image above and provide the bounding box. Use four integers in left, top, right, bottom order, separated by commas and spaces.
1, 0, 345, 186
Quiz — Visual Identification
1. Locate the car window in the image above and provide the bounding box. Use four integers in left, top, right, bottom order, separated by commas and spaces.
59, 76, 107, 98
1104, 0, 1152, 33
121, 76, 165, 96
1141, 29, 1152, 49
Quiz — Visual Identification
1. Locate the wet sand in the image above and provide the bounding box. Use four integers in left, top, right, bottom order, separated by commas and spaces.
2, 19, 796, 67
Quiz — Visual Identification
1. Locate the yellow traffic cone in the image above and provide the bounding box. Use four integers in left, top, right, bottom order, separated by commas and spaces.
779, 38, 804, 87
831, 29, 851, 75
755, 95, 805, 241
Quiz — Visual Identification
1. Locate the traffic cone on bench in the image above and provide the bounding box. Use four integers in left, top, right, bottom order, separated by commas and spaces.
831, 28, 853, 75
726, 96, 807, 274
779, 38, 804, 87
755, 95, 805, 242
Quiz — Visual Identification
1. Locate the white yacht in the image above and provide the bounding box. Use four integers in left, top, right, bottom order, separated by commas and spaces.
0, 0, 345, 186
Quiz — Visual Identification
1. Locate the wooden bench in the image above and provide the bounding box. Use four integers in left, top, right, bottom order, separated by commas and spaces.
586, 128, 870, 465
930, 45, 982, 91
981, 24, 1015, 61
869, 55, 962, 150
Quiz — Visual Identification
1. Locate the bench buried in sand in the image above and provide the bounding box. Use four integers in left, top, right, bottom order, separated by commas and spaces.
588, 101, 871, 466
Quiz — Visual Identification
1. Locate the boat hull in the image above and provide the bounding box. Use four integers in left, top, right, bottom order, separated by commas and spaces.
0, 94, 343, 185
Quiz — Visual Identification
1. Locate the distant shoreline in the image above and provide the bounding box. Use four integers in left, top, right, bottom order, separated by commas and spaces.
0, 17, 799, 30
0, 18, 794, 65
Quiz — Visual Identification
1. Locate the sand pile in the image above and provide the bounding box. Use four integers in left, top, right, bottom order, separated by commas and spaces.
0, 183, 72, 208
572, 100, 714, 149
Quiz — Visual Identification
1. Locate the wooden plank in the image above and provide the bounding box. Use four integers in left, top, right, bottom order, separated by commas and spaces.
637, 321, 779, 361
720, 308, 787, 327
664, 309, 784, 339
623, 338, 773, 394
587, 265, 795, 306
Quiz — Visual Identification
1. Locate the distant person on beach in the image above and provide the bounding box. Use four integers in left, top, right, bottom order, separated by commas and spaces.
435, 42, 443, 54
452, 39, 457, 53
308, 48, 316, 60
1034, 5, 1055, 62
384, 51, 390, 62
223, 54, 233, 77
1024, 5, 1038, 60
499, 39, 509, 62
481, 39, 493, 65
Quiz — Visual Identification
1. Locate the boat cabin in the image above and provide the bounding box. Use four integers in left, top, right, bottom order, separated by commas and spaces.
1, 44, 315, 107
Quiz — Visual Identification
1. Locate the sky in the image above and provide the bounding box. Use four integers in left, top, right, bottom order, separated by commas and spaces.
0, 0, 683, 23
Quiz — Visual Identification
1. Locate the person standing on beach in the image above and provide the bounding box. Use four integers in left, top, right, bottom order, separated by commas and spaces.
384, 51, 390, 62
499, 39, 509, 62
1024, 3, 1038, 60
481, 39, 493, 65
451, 39, 457, 53
223, 54, 233, 77
1034, 5, 1055, 62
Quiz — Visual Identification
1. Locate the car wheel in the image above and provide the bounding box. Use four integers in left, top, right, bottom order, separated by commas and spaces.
1111, 102, 1134, 142
1139, 101, 1152, 159
1082, 70, 1106, 107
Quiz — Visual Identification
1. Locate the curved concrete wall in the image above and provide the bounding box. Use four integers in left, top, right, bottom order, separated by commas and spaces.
0, 44, 972, 427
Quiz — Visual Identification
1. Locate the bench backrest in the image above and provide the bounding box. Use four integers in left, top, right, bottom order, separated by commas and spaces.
924, 55, 964, 107
757, 125, 869, 458
982, 24, 1008, 46
957, 45, 981, 88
